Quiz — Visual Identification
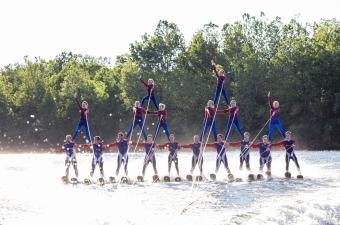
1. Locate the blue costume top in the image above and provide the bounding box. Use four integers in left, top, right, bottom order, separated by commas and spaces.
117, 139, 128, 155
205, 107, 216, 122
241, 140, 250, 155
63, 142, 75, 157
145, 143, 156, 155
283, 140, 295, 154
134, 107, 146, 120
258, 143, 271, 158
214, 142, 226, 156
212, 65, 227, 88
168, 142, 179, 157
75, 99, 88, 122
191, 143, 201, 157
93, 143, 103, 158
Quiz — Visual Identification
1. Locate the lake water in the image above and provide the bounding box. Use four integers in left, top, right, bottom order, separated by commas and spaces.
0, 150, 339, 225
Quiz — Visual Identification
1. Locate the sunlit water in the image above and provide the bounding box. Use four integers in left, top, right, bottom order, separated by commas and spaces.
0, 150, 339, 225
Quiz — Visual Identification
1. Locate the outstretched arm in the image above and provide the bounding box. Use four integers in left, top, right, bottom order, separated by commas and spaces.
102, 144, 107, 153
229, 141, 242, 147
157, 143, 168, 149
211, 64, 219, 78
130, 142, 146, 147
250, 143, 260, 148
217, 108, 230, 114
271, 141, 285, 148
107, 142, 118, 149
139, 78, 148, 88
268, 92, 273, 109
147, 110, 158, 115
140, 108, 147, 114
79, 143, 92, 149
181, 144, 192, 149
75, 98, 82, 110
206, 143, 216, 148
56, 147, 64, 153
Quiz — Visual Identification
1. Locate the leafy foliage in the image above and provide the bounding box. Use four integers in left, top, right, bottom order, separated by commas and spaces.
0, 16, 339, 150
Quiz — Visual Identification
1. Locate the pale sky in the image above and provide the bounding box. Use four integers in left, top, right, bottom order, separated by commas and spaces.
0, 0, 339, 68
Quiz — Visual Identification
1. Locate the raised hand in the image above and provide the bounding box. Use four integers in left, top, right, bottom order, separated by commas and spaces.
210, 60, 216, 71
75, 88, 81, 99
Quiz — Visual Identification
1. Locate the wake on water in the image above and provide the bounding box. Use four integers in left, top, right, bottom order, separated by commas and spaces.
0, 150, 339, 225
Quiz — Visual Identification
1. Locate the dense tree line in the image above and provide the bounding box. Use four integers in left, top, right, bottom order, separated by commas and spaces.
0, 14, 339, 151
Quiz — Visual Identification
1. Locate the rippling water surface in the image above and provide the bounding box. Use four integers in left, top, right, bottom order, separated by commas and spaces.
0, 150, 339, 225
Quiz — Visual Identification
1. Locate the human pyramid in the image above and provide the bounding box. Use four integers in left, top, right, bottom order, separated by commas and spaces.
61, 61, 303, 184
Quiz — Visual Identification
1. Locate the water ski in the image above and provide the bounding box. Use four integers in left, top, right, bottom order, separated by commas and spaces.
97, 177, 105, 186
284, 171, 292, 179
153, 174, 160, 182
257, 174, 264, 180
297, 174, 304, 179
235, 178, 243, 182
195, 175, 203, 182
186, 174, 193, 181
137, 176, 144, 182
70, 177, 78, 184
84, 178, 92, 185
209, 173, 216, 181
248, 174, 255, 181
61, 176, 68, 184
265, 171, 272, 177
109, 176, 116, 183
175, 177, 181, 182
120, 176, 128, 184
228, 173, 234, 181
163, 176, 170, 182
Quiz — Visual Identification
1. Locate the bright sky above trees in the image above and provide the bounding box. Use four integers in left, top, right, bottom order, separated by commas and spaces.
0, 0, 339, 67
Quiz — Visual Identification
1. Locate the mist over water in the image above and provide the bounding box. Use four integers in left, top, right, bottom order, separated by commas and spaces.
0, 151, 339, 225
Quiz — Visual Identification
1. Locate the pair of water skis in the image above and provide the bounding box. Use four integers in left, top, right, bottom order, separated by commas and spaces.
135, 175, 182, 183
208, 173, 240, 182
186, 174, 202, 182
162, 175, 182, 182
61, 176, 79, 185
284, 171, 304, 179
108, 176, 129, 184
136, 175, 159, 182
83, 177, 106, 186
